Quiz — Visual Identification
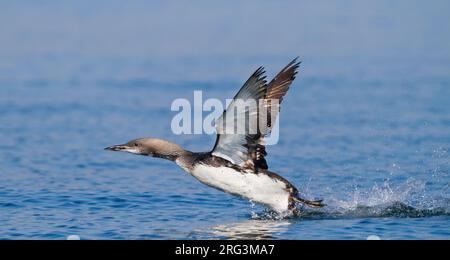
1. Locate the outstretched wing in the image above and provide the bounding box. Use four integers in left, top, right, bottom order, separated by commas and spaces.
212, 58, 301, 171
260, 58, 301, 136
212, 67, 267, 166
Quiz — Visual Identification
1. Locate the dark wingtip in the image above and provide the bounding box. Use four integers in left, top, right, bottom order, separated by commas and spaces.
290, 56, 302, 66
292, 57, 302, 70
279, 57, 301, 76
254, 66, 266, 79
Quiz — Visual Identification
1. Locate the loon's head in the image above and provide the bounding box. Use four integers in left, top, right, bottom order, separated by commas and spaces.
105, 138, 186, 160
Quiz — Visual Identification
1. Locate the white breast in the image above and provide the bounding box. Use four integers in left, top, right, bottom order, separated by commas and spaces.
187, 164, 290, 213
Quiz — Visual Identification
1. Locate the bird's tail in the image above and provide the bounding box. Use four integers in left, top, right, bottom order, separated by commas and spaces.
293, 197, 325, 208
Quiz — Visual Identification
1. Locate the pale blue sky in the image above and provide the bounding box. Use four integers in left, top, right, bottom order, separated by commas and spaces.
1, 0, 449, 81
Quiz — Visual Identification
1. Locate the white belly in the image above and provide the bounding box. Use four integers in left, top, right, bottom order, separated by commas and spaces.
189, 164, 290, 213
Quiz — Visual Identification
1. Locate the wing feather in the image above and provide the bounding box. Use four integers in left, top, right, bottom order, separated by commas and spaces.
212, 58, 301, 171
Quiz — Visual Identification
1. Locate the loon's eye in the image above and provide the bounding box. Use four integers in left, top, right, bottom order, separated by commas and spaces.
134, 143, 139, 147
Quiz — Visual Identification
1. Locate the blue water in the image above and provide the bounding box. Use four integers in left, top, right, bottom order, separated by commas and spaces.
1, 1, 450, 239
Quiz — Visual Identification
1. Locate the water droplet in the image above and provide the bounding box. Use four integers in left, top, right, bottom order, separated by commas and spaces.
67, 235, 80, 240
366, 235, 381, 240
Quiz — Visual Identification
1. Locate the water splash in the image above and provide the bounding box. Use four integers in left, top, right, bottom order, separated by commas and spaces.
329, 179, 424, 211
253, 178, 450, 220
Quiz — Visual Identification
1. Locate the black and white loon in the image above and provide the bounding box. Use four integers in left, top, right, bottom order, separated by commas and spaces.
105, 58, 324, 214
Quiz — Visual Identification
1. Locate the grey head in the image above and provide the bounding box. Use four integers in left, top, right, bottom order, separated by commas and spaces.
105, 138, 188, 161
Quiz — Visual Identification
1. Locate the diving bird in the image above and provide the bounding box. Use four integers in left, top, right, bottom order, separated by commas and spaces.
105, 58, 324, 214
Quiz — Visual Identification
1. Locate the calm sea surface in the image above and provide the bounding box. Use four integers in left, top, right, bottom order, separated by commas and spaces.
0, 70, 449, 239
